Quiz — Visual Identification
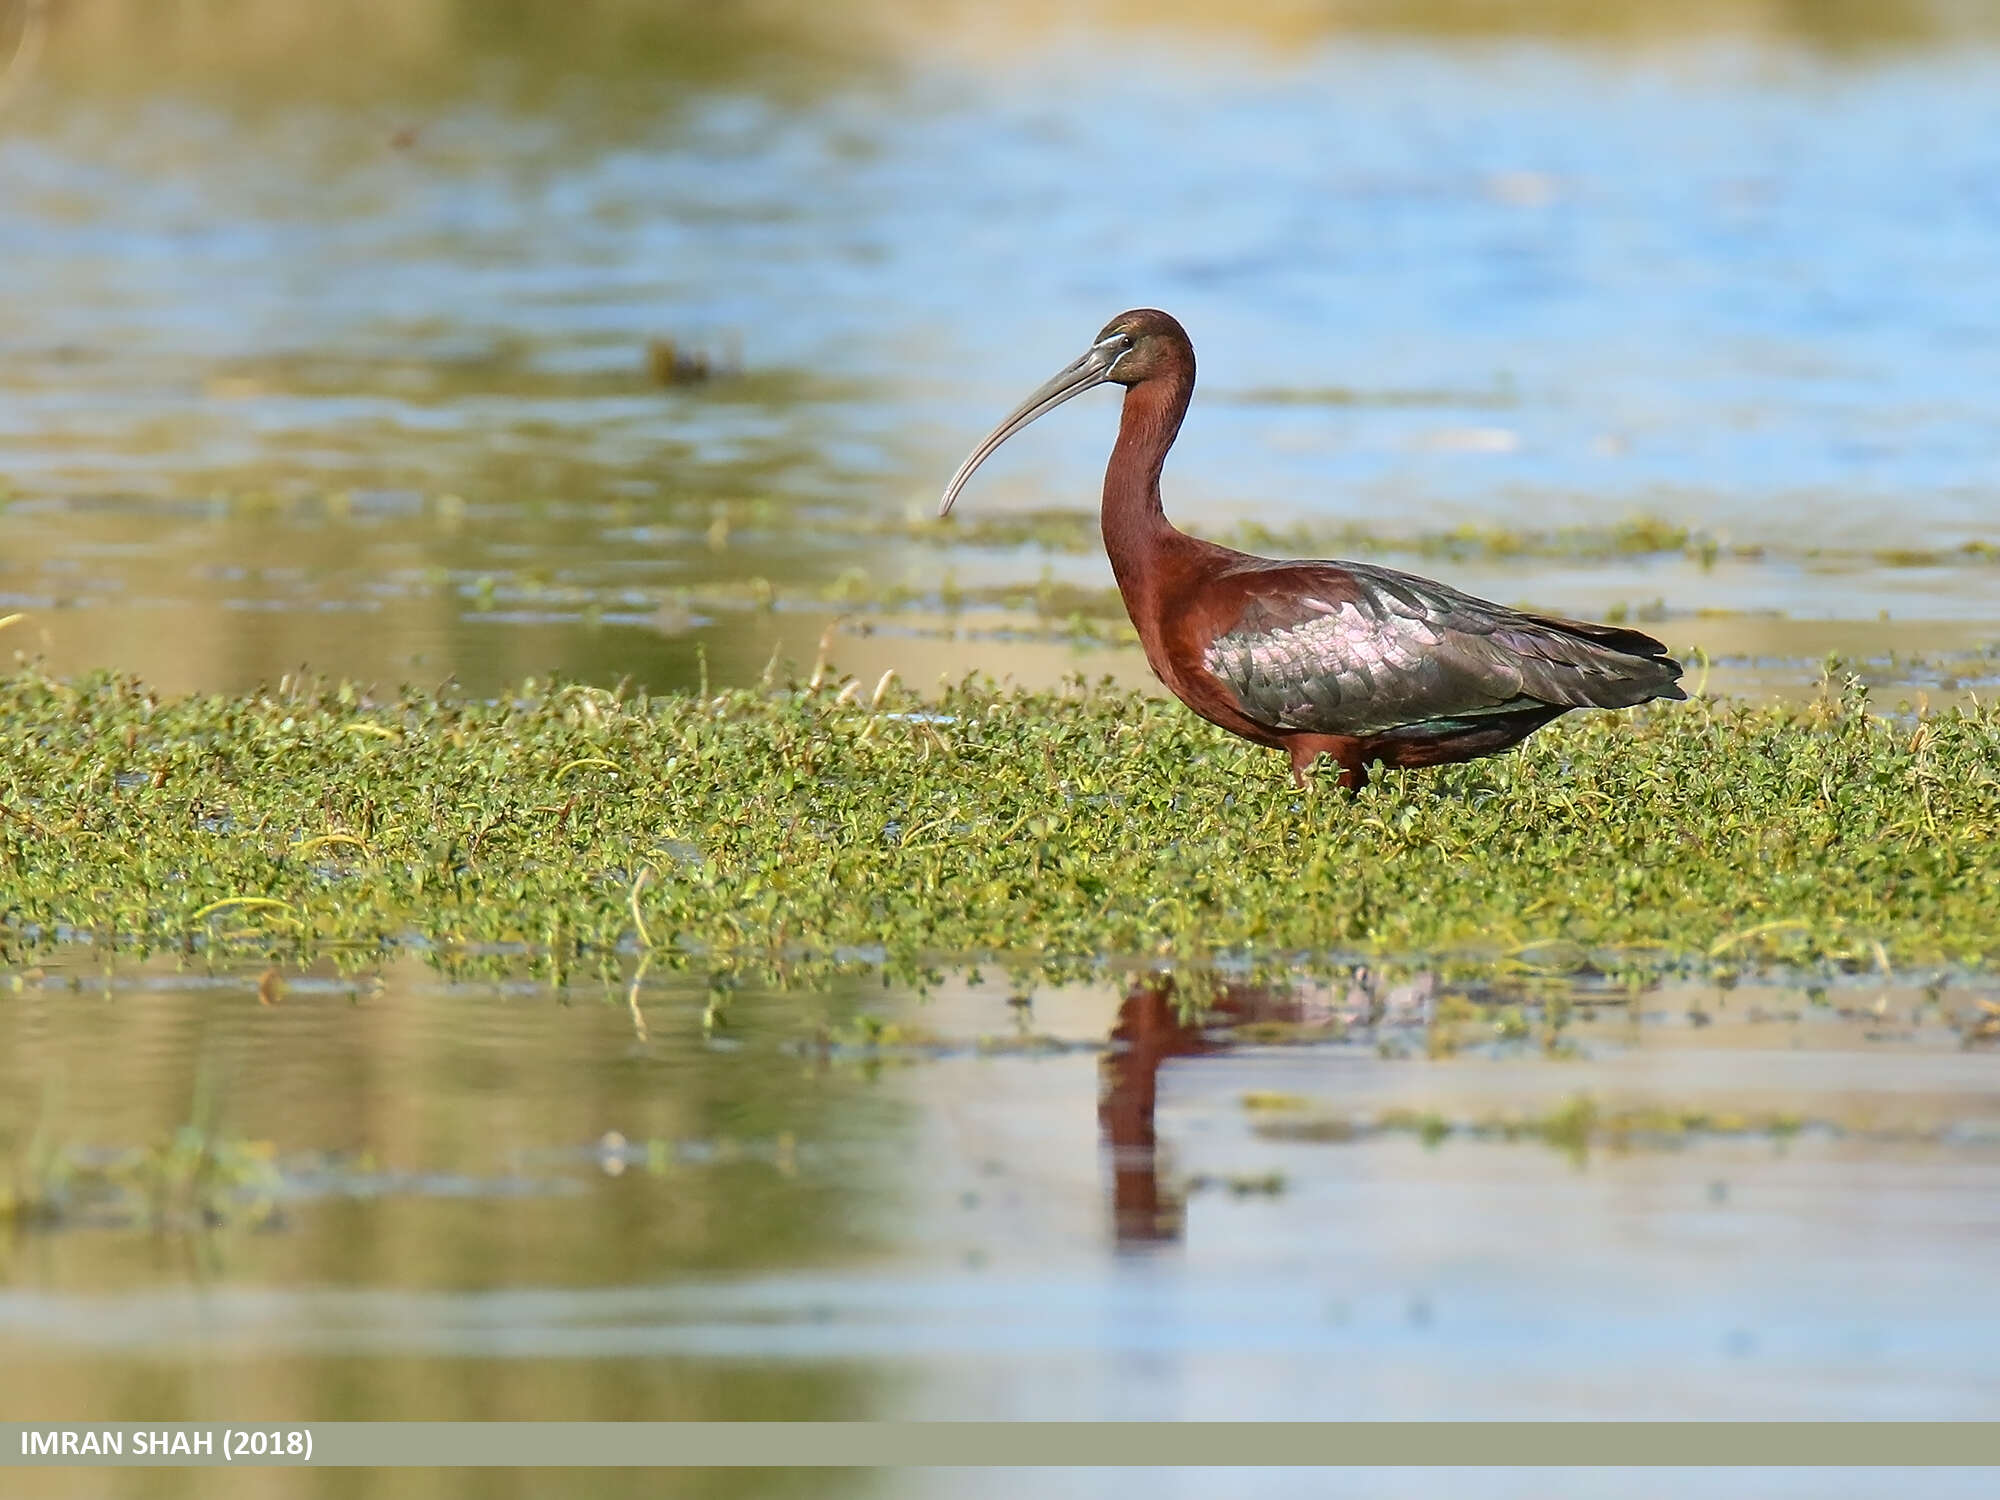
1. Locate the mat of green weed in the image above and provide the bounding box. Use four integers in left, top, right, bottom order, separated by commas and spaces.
3, 670, 1996, 981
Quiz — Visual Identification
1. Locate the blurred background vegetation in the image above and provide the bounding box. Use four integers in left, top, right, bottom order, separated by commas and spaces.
19, 0, 2000, 107
4, 0, 1998, 699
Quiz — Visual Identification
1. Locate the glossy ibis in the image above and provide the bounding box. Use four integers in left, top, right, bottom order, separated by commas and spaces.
940, 309, 1685, 790
1100, 975, 1308, 1245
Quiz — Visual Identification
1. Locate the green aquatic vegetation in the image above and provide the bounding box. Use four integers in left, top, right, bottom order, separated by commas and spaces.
1186, 1170, 1288, 1198
3, 1125, 285, 1232
1224, 1018, 1350, 1044
1872, 541, 2000, 569
1258, 1097, 1890, 1162
912, 507, 1726, 567
2, 669, 1999, 982
177, 483, 1998, 584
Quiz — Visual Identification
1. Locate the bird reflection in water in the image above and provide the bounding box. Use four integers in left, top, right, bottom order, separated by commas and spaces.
1097, 975, 1312, 1247
1097, 969, 1439, 1246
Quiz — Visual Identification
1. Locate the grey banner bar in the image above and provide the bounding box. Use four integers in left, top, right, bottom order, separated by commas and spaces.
4, 1423, 1999, 1467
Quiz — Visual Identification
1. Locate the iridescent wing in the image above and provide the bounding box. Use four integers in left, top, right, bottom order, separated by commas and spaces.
1200, 561, 1684, 739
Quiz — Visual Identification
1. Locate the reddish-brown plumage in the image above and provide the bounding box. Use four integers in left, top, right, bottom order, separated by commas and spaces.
941, 309, 1685, 791
1099, 975, 1307, 1243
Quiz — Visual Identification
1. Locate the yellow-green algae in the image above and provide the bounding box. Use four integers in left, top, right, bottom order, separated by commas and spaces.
1247, 1094, 1831, 1164
2, 669, 1997, 979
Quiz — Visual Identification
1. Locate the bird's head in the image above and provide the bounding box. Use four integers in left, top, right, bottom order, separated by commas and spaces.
938, 308, 1191, 517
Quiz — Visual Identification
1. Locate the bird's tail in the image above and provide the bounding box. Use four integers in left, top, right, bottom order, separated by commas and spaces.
1517, 613, 1688, 706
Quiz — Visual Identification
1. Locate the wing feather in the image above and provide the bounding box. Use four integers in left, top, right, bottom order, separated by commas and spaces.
1201, 561, 1684, 738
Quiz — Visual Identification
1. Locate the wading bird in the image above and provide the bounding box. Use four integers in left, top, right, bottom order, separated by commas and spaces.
940, 309, 1685, 790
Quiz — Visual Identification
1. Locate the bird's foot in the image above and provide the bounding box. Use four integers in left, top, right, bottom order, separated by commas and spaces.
1285, 742, 1367, 794
1288, 744, 1368, 800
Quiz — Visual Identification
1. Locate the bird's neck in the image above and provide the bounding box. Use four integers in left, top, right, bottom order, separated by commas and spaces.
1101, 371, 1192, 609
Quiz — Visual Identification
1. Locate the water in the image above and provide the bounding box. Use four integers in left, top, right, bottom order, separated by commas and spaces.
5, 6, 2000, 1490
2, 955, 1998, 1497
4, 11, 2000, 702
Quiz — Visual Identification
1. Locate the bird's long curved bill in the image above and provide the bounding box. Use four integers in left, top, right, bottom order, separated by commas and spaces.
938, 343, 1119, 517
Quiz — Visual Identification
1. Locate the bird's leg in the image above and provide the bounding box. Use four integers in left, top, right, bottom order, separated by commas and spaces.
1286, 741, 1320, 790
1287, 737, 1368, 793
